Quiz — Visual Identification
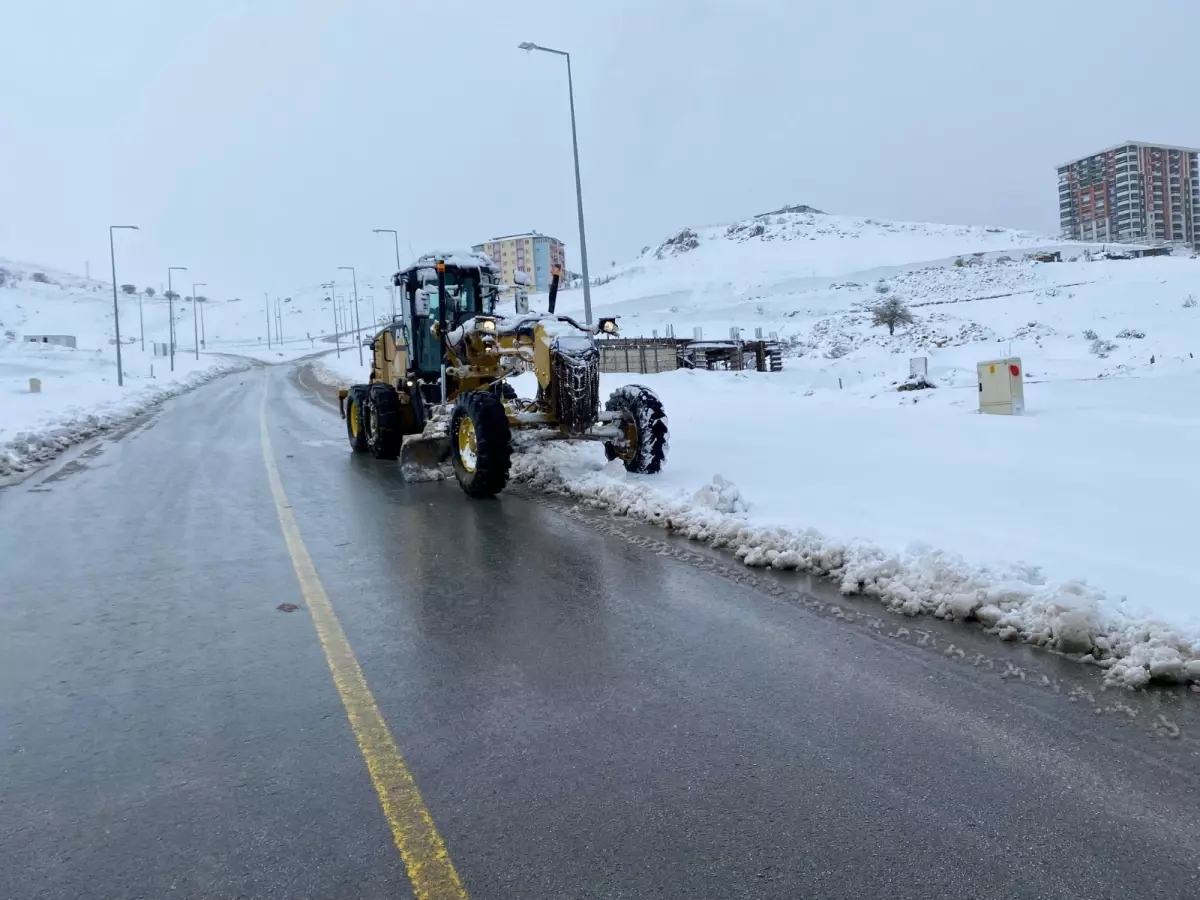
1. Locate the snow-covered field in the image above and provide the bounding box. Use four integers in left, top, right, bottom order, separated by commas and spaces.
502, 212, 1200, 689
310, 348, 371, 390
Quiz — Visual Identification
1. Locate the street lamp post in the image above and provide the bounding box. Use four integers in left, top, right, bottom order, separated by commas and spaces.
192, 283, 206, 359
265, 292, 272, 349
338, 266, 362, 364
519, 41, 593, 324
199, 297, 206, 349
139, 292, 145, 351
373, 229, 403, 321
109, 225, 139, 387
167, 266, 186, 372
322, 283, 340, 357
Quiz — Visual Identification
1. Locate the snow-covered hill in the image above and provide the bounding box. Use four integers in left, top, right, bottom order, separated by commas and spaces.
559, 209, 1086, 321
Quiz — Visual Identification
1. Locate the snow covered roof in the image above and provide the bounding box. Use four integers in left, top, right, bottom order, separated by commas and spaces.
1056, 141, 1200, 169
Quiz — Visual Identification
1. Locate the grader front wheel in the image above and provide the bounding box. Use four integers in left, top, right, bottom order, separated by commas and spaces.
604, 385, 668, 474
450, 391, 512, 498
345, 388, 368, 453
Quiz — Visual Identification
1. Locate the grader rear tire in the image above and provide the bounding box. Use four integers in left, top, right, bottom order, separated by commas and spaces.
604, 385, 668, 474
345, 387, 368, 453
450, 390, 512, 498
365, 383, 402, 460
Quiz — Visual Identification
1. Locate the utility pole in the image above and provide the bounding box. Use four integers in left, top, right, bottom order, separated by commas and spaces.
373, 229, 403, 321
192, 283, 206, 360
168, 266, 186, 372
265, 292, 272, 349
322, 283, 339, 357
338, 266, 362, 364
139, 293, 145, 351
109, 225, 139, 387
518, 41, 593, 323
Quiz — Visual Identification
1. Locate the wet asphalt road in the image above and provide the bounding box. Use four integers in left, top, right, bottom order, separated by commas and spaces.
2, 362, 1200, 900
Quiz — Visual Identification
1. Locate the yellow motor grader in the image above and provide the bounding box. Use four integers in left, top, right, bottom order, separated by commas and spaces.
339, 252, 668, 497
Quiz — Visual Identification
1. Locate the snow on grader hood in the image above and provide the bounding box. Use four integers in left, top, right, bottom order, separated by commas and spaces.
338, 256, 668, 498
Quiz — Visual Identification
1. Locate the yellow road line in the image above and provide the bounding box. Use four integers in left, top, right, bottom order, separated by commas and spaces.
259, 388, 469, 900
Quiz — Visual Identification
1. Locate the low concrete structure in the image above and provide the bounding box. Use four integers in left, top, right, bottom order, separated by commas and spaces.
24, 334, 77, 348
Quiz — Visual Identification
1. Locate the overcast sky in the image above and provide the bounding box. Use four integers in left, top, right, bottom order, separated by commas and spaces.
3, 0, 1199, 300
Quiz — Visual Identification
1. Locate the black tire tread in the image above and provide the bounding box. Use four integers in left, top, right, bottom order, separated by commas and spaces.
604, 385, 668, 474
366, 383, 402, 460
346, 385, 368, 453
451, 390, 512, 497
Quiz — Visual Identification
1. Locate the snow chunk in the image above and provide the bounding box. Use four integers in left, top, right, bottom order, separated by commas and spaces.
691, 475, 749, 514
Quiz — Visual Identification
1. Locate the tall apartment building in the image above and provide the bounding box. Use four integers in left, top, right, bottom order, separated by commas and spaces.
473, 232, 566, 293
1057, 141, 1200, 248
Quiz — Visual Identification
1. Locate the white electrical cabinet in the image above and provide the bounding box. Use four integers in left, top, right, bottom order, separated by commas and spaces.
977, 357, 1025, 415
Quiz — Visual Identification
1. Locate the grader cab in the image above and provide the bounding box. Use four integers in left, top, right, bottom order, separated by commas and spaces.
339, 251, 667, 497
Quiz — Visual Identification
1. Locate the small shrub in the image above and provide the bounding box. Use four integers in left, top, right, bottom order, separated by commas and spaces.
1184, 295, 1197, 309
954, 257, 965, 267
1116, 328, 1145, 339
874, 281, 891, 295
1082, 328, 1098, 340
31, 272, 50, 284
0, 268, 9, 287
870, 297, 915, 336
120, 284, 137, 295
1090, 338, 1118, 358
824, 342, 851, 359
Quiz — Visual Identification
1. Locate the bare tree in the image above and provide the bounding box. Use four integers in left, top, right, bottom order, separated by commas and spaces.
871, 297, 915, 336
120, 284, 137, 295
144, 286, 156, 298
164, 290, 180, 301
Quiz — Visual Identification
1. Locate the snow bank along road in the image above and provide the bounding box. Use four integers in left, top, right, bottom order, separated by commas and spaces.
3, 364, 1200, 900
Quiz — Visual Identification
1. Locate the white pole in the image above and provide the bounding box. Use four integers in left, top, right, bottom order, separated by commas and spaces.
109, 228, 124, 387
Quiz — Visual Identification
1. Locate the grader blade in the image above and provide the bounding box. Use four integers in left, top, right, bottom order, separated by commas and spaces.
399, 433, 452, 481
